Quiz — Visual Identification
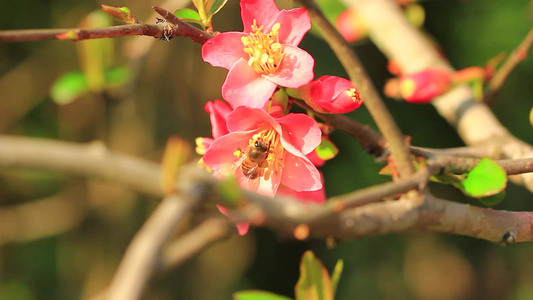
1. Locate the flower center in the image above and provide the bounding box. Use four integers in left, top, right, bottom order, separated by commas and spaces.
241, 20, 285, 75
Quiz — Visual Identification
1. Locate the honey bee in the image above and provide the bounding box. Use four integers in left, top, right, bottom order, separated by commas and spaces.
237, 138, 270, 179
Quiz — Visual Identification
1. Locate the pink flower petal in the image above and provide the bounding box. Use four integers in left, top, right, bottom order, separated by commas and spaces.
277, 113, 322, 155
234, 169, 279, 197
217, 205, 251, 235
277, 171, 326, 204
201, 32, 247, 70
202, 131, 256, 171
279, 186, 326, 204
205, 100, 232, 139
280, 153, 322, 192
270, 8, 311, 46
222, 58, 277, 108
226, 106, 281, 133
265, 45, 314, 88
240, 0, 279, 33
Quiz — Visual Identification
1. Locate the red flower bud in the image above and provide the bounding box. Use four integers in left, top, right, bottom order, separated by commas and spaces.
291, 75, 363, 113
399, 69, 452, 103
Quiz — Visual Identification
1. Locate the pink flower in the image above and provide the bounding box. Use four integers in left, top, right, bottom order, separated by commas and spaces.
202, 106, 323, 197
201, 0, 315, 108
289, 75, 363, 113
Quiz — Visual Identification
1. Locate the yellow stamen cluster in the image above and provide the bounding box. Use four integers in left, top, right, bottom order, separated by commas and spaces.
241, 20, 285, 75
256, 127, 284, 181
346, 88, 362, 103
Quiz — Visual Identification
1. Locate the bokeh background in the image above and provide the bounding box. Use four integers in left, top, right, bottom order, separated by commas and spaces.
1, 0, 532, 299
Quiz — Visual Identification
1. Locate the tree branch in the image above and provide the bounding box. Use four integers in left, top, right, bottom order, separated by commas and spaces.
0, 24, 165, 42
0, 135, 162, 196
0, 6, 213, 44
159, 217, 233, 274
104, 190, 204, 300
345, 0, 533, 192
297, 0, 415, 178
152, 6, 213, 44
1, 135, 533, 245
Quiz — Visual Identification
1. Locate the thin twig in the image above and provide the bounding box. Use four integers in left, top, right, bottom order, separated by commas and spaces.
0, 24, 164, 41
488, 28, 533, 94
159, 217, 233, 274
152, 6, 213, 44
297, 0, 415, 178
345, 0, 533, 192
431, 156, 533, 176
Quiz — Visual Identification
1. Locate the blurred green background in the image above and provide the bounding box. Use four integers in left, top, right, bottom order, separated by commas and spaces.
0, 0, 532, 299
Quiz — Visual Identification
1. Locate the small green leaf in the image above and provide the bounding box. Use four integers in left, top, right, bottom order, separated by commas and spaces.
330, 260, 343, 298
192, 0, 207, 20
315, 137, 338, 161
295, 251, 333, 300
233, 290, 292, 300
207, 0, 230, 16
174, 8, 201, 20
174, 8, 203, 26
461, 158, 507, 197
101, 4, 137, 23
477, 191, 506, 206
50, 71, 88, 105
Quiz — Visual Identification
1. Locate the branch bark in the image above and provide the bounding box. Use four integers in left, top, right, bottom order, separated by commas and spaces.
297, 0, 415, 178
104, 190, 204, 300
345, 0, 533, 192
0, 24, 165, 41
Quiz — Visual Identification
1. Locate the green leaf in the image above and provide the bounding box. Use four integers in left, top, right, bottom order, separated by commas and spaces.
192, 0, 207, 20
295, 251, 333, 300
330, 260, 343, 298
174, 8, 203, 26
477, 191, 506, 206
50, 71, 88, 105
315, 137, 338, 161
461, 158, 507, 197
100, 5, 137, 23
233, 290, 293, 300
207, 0, 230, 16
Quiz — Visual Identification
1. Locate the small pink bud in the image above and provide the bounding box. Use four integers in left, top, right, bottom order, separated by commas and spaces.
399, 69, 452, 103
292, 76, 363, 114
335, 9, 367, 43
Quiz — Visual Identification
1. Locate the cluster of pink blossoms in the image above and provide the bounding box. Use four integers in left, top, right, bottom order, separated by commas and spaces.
196, 0, 363, 234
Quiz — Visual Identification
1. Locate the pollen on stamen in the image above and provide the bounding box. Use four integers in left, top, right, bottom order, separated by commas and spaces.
346, 88, 362, 102
241, 19, 286, 75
